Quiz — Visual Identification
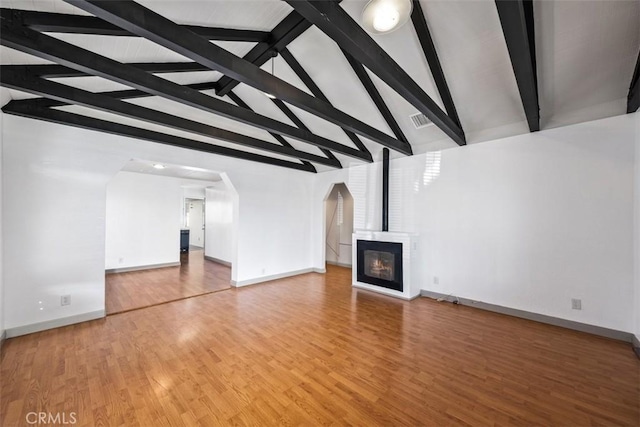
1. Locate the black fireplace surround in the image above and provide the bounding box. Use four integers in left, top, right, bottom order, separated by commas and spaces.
356, 240, 403, 291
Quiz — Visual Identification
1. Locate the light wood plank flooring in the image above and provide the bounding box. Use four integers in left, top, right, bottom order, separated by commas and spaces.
2, 265, 638, 425
106, 249, 231, 314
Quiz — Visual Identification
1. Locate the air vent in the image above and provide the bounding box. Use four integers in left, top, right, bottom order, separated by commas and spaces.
409, 113, 433, 129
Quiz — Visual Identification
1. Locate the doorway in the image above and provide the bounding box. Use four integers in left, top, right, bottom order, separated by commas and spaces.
104, 167, 233, 315
324, 183, 354, 267
185, 198, 205, 249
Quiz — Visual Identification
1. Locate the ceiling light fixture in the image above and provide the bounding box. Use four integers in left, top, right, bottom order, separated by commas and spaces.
264, 52, 277, 99
153, 164, 165, 170
362, 0, 413, 35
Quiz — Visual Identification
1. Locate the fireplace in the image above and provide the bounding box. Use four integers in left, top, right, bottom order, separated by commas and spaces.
350, 150, 419, 299
356, 240, 403, 291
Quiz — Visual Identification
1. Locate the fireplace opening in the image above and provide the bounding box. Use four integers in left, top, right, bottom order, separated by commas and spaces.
364, 250, 395, 280
356, 240, 403, 291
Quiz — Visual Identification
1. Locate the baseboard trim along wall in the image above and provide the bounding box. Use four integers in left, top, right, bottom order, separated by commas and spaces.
633, 335, 640, 359
326, 260, 352, 268
5, 310, 106, 338
420, 290, 634, 343
232, 268, 325, 287
204, 256, 231, 267
0, 330, 6, 351
105, 261, 181, 274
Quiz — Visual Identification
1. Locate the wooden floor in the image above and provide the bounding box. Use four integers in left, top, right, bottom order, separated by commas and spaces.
105, 249, 231, 314
2, 265, 639, 426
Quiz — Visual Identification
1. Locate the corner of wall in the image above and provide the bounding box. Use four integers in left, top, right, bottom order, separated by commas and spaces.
634, 112, 640, 346
0, 88, 8, 344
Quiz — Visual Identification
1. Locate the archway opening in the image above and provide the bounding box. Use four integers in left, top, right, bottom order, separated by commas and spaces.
323, 183, 354, 268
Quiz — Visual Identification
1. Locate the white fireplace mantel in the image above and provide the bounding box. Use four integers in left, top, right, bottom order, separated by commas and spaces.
352, 230, 421, 300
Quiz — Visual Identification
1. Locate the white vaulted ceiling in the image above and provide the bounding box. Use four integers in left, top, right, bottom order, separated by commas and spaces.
0, 0, 638, 173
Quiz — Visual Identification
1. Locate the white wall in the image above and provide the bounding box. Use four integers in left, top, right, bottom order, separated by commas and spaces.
183, 186, 206, 200
325, 183, 354, 266
106, 171, 192, 270
634, 111, 640, 340
1, 114, 315, 332
2, 121, 123, 331
205, 183, 235, 264
0, 88, 9, 340
5, 105, 634, 336
231, 168, 313, 284
313, 114, 636, 333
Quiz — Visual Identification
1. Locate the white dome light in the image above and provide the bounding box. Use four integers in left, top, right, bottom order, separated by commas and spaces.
362, 0, 413, 35
373, 3, 400, 32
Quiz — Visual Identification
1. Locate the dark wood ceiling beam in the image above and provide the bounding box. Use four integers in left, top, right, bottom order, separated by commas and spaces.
0, 12, 368, 162
271, 99, 310, 132
0, 67, 336, 168
2, 102, 315, 172
279, 48, 371, 155
95, 81, 217, 99
5, 62, 211, 78
227, 90, 286, 148
228, 91, 338, 165
6, 81, 218, 110
226, 90, 338, 168
411, 0, 461, 129
64, 0, 393, 156
269, 97, 337, 161
627, 51, 640, 113
266, 98, 339, 163
286, 0, 464, 147
342, 51, 408, 144
495, 0, 540, 131
8, 8, 269, 41
216, 11, 311, 96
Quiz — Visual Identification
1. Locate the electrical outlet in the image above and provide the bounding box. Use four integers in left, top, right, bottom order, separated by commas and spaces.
571, 298, 582, 310
61, 295, 71, 306
433, 276, 439, 285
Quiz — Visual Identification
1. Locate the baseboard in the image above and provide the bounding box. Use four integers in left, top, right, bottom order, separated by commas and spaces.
420, 290, 634, 343
204, 255, 231, 267
633, 335, 640, 359
354, 283, 420, 301
326, 260, 352, 268
5, 310, 105, 338
232, 267, 325, 287
106, 261, 180, 274
0, 329, 6, 352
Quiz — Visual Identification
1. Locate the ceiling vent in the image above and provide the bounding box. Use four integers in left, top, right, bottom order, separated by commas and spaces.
409, 113, 433, 129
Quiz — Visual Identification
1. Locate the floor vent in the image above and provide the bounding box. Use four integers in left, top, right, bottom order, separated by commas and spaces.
409, 112, 433, 129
